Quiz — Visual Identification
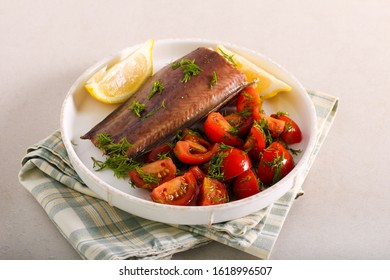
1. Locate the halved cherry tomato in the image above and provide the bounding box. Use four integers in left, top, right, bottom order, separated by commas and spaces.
181, 128, 212, 149
257, 142, 294, 185
145, 143, 173, 163
224, 112, 253, 137
189, 165, 207, 183
233, 169, 260, 199
253, 108, 285, 137
174, 141, 219, 165
150, 172, 197, 206
271, 112, 302, 144
197, 177, 229, 206
215, 147, 252, 181
242, 123, 267, 160
129, 158, 176, 190
236, 86, 262, 113
203, 112, 244, 147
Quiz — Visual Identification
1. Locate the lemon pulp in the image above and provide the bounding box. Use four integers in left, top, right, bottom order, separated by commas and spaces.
85, 39, 154, 104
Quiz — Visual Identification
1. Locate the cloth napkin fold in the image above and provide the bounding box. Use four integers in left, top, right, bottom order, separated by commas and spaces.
18, 90, 338, 260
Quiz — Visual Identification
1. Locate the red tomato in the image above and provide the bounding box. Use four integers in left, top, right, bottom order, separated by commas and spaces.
236, 86, 262, 113
271, 113, 302, 144
203, 112, 244, 147
253, 108, 285, 137
129, 158, 176, 190
216, 147, 252, 181
150, 172, 197, 206
224, 112, 253, 137
174, 141, 219, 165
242, 123, 267, 160
181, 128, 212, 149
197, 177, 229, 206
189, 165, 207, 183
145, 143, 173, 163
233, 169, 260, 199
257, 142, 294, 185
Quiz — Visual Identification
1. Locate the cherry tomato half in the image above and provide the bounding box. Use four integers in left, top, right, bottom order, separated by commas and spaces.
224, 112, 253, 137
253, 109, 285, 138
174, 141, 219, 165
257, 142, 294, 185
217, 147, 252, 181
203, 112, 244, 147
129, 158, 177, 190
233, 169, 260, 199
197, 177, 229, 206
145, 143, 173, 163
181, 128, 212, 149
189, 165, 207, 183
150, 171, 197, 206
271, 113, 302, 144
243, 123, 267, 160
236, 86, 262, 113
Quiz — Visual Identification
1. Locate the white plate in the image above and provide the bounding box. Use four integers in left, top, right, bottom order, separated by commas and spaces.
60, 38, 317, 225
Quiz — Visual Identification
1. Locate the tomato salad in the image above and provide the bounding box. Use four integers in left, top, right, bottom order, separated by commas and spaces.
93, 86, 303, 206
125, 86, 302, 206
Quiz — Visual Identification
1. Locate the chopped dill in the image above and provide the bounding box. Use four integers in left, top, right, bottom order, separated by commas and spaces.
135, 167, 159, 184
92, 133, 138, 178
210, 71, 217, 88
129, 100, 146, 118
218, 47, 237, 66
207, 152, 228, 181
171, 59, 202, 83
142, 99, 167, 119
148, 80, 164, 100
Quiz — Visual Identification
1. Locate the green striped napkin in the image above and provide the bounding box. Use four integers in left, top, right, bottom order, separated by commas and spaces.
18, 90, 338, 260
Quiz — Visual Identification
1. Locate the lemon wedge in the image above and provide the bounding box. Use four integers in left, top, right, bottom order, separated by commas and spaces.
85, 39, 154, 104
216, 45, 292, 99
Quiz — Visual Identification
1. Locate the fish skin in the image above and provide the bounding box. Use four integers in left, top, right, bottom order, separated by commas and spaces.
81, 47, 247, 158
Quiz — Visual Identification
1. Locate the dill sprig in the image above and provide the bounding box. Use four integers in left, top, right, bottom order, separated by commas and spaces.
148, 80, 164, 100
135, 167, 159, 184
253, 119, 273, 146
171, 59, 202, 83
129, 100, 146, 118
218, 48, 237, 66
92, 133, 138, 178
142, 99, 167, 119
207, 152, 228, 181
96, 133, 133, 156
210, 71, 217, 88
92, 154, 139, 178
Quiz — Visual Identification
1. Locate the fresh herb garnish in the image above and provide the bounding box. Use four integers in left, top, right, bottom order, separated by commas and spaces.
237, 107, 252, 117
171, 59, 202, 83
142, 99, 167, 119
218, 48, 237, 66
218, 143, 233, 152
130, 100, 146, 118
210, 71, 217, 88
96, 133, 133, 156
92, 133, 138, 178
253, 119, 273, 146
264, 153, 285, 184
135, 167, 159, 184
148, 80, 164, 100
92, 154, 139, 178
207, 151, 228, 181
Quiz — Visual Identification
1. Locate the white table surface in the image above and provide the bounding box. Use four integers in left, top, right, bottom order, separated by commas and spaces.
1, 0, 390, 260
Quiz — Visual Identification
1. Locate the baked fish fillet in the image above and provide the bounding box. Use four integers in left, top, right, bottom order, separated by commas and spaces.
81, 47, 247, 158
